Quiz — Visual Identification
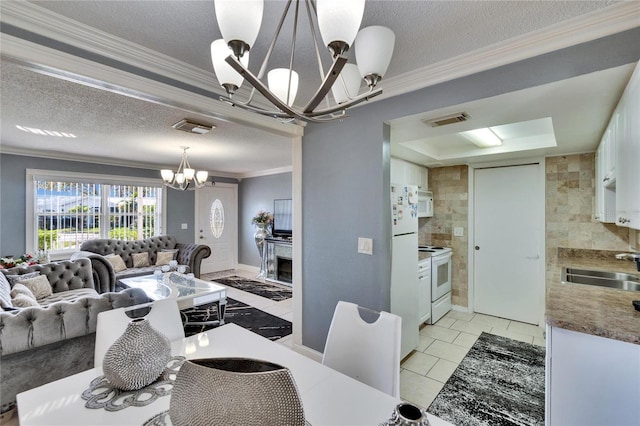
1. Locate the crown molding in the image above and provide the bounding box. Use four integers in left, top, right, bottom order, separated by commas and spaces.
2, 1, 637, 118
238, 166, 293, 180
377, 2, 640, 101
0, 146, 245, 181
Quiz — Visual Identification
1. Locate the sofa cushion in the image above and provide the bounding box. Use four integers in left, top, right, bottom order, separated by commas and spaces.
11, 293, 39, 308
5, 272, 40, 287
39, 288, 99, 305
0, 273, 12, 309
132, 252, 150, 268
11, 284, 37, 299
155, 251, 174, 266
105, 255, 127, 272
162, 248, 179, 260
16, 275, 53, 300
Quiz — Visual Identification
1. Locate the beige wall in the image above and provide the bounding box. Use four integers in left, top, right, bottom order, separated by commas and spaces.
418, 165, 469, 307
419, 153, 632, 310
545, 153, 631, 285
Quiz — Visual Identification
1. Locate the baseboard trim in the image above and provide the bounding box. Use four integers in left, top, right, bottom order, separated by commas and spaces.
236, 264, 260, 274
452, 304, 472, 313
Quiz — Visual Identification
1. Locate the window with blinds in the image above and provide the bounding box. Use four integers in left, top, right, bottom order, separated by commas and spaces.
28, 170, 164, 255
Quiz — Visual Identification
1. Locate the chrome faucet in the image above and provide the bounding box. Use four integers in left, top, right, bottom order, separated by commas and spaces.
616, 252, 640, 271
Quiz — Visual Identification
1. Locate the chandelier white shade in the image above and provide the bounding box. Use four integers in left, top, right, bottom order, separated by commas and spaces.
331, 63, 361, 104
214, 0, 263, 58
161, 147, 210, 191
316, 0, 365, 56
268, 68, 299, 106
211, 39, 249, 94
211, 0, 395, 123
355, 26, 395, 88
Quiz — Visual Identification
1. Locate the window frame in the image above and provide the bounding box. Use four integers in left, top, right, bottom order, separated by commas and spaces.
26, 169, 167, 259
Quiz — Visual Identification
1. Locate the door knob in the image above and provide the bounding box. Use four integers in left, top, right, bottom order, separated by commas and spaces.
475, 246, 480, 250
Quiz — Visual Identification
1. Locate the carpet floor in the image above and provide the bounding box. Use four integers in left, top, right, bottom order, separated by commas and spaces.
428, 332, 545, 426
181, 297, 292, 341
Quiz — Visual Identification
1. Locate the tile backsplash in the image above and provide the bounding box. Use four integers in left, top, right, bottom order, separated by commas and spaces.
420, 154, 634, 310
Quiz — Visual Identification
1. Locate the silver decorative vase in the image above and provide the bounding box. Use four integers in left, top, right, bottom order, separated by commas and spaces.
254, 224, 270, 279
170, 358, 305, 426
102, 318, 171, 391
383, 403, 431, 426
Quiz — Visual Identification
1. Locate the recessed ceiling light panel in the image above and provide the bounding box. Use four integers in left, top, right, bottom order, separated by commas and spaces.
460, 128, 502, 148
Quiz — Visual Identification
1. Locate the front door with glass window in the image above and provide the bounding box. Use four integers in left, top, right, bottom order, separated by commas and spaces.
195, 183, 238, 273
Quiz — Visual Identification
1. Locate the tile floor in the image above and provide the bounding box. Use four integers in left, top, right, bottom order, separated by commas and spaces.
400, 310, 546, 411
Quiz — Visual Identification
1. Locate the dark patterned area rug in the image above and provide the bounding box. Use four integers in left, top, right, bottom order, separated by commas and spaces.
428, 332, 545, 426
181, 297, 292, 341
212, 276, 292, 301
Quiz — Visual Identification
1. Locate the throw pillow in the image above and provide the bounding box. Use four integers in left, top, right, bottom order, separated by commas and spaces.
11, 293, 40, 308
161, 248, 179, 260
132, 252, 150, 268
17, 275, 53, 300
155, 251, 174, 266
0, 273, 12, 309
105, 254, 127, 272
11, 283, 37, 299
5, 271, 40, 287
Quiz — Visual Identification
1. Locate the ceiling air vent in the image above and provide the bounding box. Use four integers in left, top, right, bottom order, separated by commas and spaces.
422, 112, 470, 127
172, 119, 214, 135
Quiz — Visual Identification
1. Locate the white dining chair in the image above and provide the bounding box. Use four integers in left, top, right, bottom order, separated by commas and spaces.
322, 301, 402, 398
94, 298, 185, 368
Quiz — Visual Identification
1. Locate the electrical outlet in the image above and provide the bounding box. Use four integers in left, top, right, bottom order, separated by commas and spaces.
181, 223, 188, 230
454, 227, 464, 237
358, 237, 373, 255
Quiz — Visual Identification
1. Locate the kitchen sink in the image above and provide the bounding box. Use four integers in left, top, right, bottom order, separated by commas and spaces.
561, 267, 640, 292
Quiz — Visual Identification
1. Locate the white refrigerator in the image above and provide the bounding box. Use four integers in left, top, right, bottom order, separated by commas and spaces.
390, 183, 419, 359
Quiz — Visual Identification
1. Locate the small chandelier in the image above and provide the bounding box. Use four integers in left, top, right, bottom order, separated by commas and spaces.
161, 146, 210, 191
210, 0, 395, 123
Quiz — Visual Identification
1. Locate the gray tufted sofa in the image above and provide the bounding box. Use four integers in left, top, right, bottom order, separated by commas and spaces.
0, 259, 149, 408
72, 235, 211, 293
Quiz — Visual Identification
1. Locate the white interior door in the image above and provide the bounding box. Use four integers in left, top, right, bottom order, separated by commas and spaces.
473, 164, 542, 324
195, 183, 237, 273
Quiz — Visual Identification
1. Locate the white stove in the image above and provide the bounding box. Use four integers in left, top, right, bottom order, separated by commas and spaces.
418, 245, 453, 324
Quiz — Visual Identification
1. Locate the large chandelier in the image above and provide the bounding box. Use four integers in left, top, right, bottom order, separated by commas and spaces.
161, 146, 210, 191
210, 0, 395, 123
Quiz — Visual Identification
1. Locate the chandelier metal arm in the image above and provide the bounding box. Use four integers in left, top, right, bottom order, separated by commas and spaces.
305, 88, 382, 117
302, 55, 347, 114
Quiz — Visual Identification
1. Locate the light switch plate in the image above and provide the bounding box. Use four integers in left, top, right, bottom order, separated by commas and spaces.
181, 223, 188, 230
454, 227, 464, 237
358, 237, 373, 255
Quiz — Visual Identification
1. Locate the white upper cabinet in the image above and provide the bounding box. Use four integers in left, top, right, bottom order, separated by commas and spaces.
390, 157, 428, 189
615, 61, 640, 229
596, 61, 640, 230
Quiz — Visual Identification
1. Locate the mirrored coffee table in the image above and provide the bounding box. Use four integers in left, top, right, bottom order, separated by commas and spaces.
119, 273, 227, 325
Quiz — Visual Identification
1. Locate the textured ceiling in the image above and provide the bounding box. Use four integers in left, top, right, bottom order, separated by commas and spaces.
0, 0, 634, 176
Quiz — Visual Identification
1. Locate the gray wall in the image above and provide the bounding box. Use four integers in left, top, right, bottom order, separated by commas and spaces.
238, 173, 292, 267
0, 153, 237, 256
300, 28, 640, 352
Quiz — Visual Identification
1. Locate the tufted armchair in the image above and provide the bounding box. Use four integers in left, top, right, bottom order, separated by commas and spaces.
0, 259, 149, 408
72, 235, 211, 293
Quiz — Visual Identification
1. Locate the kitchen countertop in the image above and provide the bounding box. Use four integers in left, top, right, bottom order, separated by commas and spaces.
546, 252, 640, 345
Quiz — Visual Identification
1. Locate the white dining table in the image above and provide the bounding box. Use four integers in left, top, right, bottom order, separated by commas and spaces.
17, 323, 453, 426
